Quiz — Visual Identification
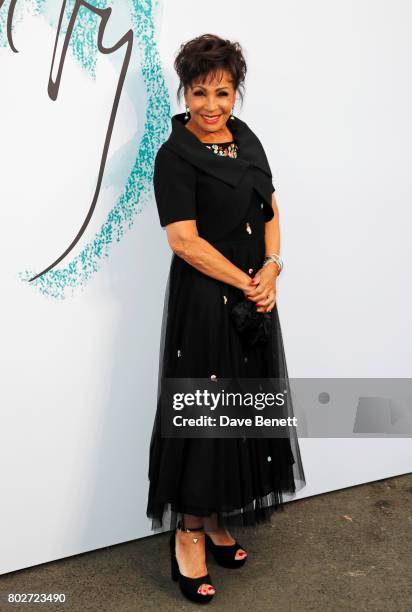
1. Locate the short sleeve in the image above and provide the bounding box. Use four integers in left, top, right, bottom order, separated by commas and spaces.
271, 182, 276, 193
153, 146, 197, 227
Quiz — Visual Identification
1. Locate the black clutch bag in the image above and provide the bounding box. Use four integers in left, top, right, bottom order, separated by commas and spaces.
231, 298, 272, 347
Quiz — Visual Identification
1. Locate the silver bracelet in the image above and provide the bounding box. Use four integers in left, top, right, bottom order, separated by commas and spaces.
263, 253, 283, 273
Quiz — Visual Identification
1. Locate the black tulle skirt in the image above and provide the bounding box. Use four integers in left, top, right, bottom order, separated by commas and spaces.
146, 191, 306, 531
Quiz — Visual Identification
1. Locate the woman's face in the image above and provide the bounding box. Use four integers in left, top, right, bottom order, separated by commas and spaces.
184, 69, 236, 137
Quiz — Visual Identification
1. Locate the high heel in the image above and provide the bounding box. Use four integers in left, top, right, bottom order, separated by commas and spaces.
169, 520, 215, 604
205, 532, 248, 569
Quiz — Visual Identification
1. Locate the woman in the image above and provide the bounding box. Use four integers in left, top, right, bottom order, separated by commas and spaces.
146, 34, 306, 604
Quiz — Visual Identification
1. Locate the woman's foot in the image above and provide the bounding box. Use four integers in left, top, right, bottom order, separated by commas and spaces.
175, 527, 216, 596
203, 527, 247, 561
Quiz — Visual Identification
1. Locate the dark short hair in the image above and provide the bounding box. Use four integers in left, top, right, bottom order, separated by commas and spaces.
174, 33, 247, 106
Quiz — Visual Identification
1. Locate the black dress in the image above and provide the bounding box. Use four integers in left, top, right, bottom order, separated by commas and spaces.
146, 138, 306, 532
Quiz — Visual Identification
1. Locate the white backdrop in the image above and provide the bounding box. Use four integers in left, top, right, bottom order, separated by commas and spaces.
1, 0, 411, 574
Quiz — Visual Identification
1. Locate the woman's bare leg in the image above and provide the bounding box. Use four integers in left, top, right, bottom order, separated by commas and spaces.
175, 514, 215, 596
181, 513, 204, 529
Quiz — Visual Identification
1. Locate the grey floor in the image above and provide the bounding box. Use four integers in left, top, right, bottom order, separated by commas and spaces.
1, 474, 411, 611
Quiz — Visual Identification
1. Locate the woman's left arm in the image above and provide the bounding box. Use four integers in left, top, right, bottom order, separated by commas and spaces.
245, 193, 281, 313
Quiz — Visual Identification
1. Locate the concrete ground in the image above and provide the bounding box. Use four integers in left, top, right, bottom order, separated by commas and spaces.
1, 474, 411, 611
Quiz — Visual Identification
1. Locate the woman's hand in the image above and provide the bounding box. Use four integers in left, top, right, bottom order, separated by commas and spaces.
242, 262, 279, 312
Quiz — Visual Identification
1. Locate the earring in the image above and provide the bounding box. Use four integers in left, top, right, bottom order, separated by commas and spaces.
184, 105, 190, 120
230, 106, 235, 120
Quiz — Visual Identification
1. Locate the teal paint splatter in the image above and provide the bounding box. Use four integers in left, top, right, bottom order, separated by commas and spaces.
0, 1, 170, 298
1, 0, 113, 76
44, 0, 114, 77
0, 2, 44, 48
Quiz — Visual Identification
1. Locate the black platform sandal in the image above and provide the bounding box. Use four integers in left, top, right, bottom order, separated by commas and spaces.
169, 519, 216, 604
205, 532, 248, 569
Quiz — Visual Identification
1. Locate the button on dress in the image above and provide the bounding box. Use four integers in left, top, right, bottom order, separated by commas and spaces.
146, 135, 306, 531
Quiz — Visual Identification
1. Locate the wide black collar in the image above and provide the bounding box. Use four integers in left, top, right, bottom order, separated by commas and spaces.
163, 112, 273, 188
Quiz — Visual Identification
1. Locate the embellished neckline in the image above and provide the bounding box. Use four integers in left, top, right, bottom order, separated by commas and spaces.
204, 141, 239, 159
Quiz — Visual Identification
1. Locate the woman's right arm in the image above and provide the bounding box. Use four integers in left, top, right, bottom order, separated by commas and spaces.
166, 220, 254, 295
